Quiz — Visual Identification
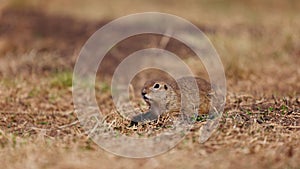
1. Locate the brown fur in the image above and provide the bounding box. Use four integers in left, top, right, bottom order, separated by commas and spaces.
132, 77, 214, 123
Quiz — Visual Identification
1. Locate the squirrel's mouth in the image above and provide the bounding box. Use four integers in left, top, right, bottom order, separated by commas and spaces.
143, 95, 151, 104
143, 95, 150, 101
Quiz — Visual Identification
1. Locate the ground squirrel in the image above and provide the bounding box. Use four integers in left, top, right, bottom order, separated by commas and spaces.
131, 76, 215, 123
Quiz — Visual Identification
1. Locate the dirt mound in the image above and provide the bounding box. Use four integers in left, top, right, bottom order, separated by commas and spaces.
0, 7, 108, 55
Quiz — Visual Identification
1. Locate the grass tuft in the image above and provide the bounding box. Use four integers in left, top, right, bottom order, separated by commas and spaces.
50, 71, 73, 88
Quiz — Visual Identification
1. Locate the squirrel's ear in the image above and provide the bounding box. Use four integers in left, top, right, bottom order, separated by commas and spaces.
164, 84, 168, 90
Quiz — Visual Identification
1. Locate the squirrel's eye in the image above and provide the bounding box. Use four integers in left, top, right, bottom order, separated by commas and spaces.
153, 83, 160, 89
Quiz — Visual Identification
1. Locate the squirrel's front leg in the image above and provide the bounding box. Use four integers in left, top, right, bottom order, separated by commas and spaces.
131, 111, 159, 123
130, 103, 162, 125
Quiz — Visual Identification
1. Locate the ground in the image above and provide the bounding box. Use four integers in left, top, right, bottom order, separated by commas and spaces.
0, 0, 299, 169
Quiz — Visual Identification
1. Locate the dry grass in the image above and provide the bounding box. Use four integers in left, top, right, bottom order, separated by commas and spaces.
0, 0, 299, 169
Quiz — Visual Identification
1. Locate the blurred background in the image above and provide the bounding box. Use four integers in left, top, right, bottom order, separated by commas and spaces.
0, 0, 299, 95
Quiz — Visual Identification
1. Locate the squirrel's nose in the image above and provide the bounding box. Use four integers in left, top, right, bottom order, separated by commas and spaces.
141, 89, 147, 96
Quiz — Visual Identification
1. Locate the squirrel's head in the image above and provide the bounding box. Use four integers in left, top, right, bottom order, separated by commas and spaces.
141, 80, 177, 108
